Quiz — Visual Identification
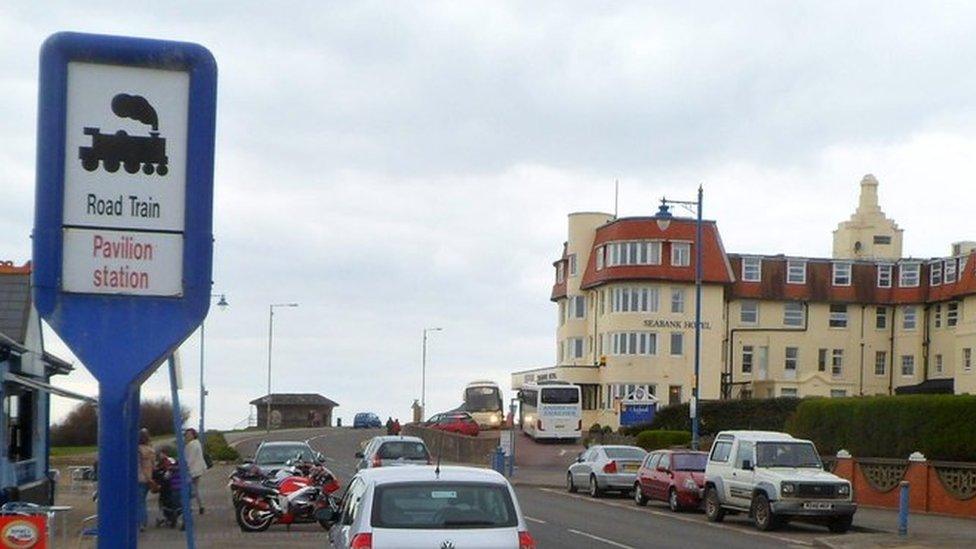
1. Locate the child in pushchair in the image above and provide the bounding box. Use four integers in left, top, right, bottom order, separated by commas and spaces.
153, 451, 183, 528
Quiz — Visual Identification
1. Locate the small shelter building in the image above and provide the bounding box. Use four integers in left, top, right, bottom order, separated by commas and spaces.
250, 393, 339, 429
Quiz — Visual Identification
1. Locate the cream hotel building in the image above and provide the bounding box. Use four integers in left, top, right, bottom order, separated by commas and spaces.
512, 175, 976, 429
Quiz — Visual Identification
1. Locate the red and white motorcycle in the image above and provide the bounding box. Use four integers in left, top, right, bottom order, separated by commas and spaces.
231, 461, 341, 532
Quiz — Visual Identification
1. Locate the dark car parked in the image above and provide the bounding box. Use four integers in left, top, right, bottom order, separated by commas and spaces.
353, 412, 382, 429
634, 450, 708, 511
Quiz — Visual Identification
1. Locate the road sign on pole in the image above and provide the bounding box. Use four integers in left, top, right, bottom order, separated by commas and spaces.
33, 32, 216, 548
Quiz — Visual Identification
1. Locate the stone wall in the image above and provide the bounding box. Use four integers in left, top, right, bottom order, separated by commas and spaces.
402, 424, 498, 466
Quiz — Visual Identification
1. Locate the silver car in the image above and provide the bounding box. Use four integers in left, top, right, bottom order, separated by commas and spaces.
355, 436, 431, 471
327, 465, 536, 549
567, 444, 647, 497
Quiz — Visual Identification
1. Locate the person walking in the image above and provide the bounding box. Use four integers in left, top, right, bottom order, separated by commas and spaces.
184, 428, 206, 514
385, 417, 394, 435
137, 428, 155, 532
392, 418, 401, 435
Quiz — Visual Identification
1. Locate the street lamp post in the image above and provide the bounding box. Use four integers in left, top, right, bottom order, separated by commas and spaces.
657, 185, 704, 451
199, 293, 228, 445
267, 302, 299, 433
421, 327, 443, 419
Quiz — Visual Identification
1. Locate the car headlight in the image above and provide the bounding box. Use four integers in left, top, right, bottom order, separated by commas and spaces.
490, 414, 500, 424
683, 478, 698, 491
781, 482, 796, 497
837, 484, 851, 497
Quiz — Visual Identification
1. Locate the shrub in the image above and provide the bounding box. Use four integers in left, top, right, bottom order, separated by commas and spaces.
589, 423, 603, 433
51, 398, 191, 447
635, 430, 691, 451
649, 398, 801, 437
203, 430, 240, 462
787, 395, 976, 461
601, 425, 613, 435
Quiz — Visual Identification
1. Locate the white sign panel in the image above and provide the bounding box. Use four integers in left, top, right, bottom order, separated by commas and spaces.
62, 228, 183, 296
60, 62, 188, 295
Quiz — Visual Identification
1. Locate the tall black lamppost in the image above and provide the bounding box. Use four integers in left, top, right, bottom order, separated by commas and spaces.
656, 186, 704, 451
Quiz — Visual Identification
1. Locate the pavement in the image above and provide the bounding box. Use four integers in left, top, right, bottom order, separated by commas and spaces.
52, 426, 976, 548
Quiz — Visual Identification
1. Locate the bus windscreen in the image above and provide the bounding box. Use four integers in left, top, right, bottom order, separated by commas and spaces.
541, 388, 579, 404
465, 387, 502, 412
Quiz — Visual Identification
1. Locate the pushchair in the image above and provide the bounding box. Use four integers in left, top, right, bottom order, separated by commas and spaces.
152, 455, 183, 528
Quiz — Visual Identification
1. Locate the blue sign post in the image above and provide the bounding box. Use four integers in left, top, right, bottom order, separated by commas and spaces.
32, 32, 216, 548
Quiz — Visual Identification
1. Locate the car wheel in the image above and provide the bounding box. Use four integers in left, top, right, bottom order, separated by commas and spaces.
589, 475, 602, 498
567, 472, 577, 493
668, 488, 680, 512
752, 493, 779, 531
704, 487, 725, 523
634, 483, 648, 506
828, 515, 853, 534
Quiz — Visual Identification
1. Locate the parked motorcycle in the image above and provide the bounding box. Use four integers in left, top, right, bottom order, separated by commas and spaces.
231, 460, 341, 532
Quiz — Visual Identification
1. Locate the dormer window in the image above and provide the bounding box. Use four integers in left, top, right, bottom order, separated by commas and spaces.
832, 262, 852, 286
899, 263, 920, 287
556, 263, 565, 283
945, 259, 957, 284
595, 246, 605, 271
786, 260, 806, 284
671, 242, 691, 267
930, 260, 942, 286
877, 264, 893, 288
606, 241, 662, 266
741, 257, 761, 282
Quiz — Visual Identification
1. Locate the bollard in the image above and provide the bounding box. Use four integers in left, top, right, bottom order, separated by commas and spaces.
898, 480, 910, 536
493, 447, 505, 474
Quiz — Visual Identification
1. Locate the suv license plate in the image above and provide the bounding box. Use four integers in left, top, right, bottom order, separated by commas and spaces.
555, 423, 566, 429
803, 502, 833, 510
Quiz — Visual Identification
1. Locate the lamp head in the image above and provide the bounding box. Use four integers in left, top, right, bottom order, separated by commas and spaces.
656, 199, 673, 231
216, 294, 229, 309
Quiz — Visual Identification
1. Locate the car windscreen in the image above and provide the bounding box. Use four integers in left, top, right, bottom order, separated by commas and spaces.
255, 445, 314, 465
672, 453, 708, 471
604, 447, 646, 460
465, 387, 502, 412
755, 442, 822, 468
371, 482, 517, 529
378, 441, 430, 461
540, 387, 579, 404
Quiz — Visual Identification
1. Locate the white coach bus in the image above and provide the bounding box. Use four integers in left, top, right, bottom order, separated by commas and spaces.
463, 380, 505, 429
519, 381, 582, 440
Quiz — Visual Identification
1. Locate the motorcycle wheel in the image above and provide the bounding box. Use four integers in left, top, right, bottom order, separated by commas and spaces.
235, 504, 274, 532
318, 518, 332, 530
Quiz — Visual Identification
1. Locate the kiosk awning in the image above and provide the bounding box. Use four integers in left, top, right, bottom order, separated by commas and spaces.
4, 372, 96, 404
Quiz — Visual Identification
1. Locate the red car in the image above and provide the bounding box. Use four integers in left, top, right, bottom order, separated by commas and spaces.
634, 450, 707, 511
424, 411, 480, 437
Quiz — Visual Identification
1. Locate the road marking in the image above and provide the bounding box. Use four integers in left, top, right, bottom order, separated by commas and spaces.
537, 488, 813, 547
567, 529, 634, 548
523, 515, 547, 524
559, 449, 567, 456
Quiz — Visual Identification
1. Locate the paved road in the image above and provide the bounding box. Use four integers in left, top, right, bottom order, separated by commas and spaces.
75, 426, 846, 548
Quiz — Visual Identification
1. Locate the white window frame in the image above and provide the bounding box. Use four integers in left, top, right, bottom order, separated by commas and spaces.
780, 388, 798, 397
945, 259, 957, 284
741, 257, 761, 282
965, 348, 973, 372
671, 242, 691, 267
571, 295, 586, 319
930, 260, 942, 286
947, 302, 959, 327
611, 287, 660, 313
900, 355, 915, 377
605, 241, 662, 267
829, 304, 848, 328
875, 307, 887, 330
831, 349, 844, 377
741, 345, 754, 374
877, 264, 893, 288
832, 262, 852, 286
902, 306, 917, 330
740, 301, 759, 324
874, 351, 886, 376
784, 347, 798, 372
569, 337, 584, 359
610, 332, 657, 356
670, 332, 683, 356
670, 288, 684, 313
556, 263, 565, 283
595, 247, 604, 271
899, 262, 920, 287
934, 304, 942, 328
934, 354, 943, 375
830, 390, 847, 398
786, 260, 807, 284
783, 302, 804, 327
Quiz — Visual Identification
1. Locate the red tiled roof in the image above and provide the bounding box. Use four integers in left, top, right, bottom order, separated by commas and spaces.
728, 252, 976, 304
579, 217, 734, 290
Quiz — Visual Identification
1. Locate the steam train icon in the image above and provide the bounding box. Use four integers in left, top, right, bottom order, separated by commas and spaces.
78, 93, 168, 176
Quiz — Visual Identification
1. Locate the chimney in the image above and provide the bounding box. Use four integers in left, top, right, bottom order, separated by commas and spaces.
857, 174, 880, 213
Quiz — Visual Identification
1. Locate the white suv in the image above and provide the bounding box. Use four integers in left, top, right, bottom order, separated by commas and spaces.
703, 431, 856, 533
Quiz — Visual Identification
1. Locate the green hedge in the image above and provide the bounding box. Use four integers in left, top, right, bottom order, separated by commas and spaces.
786, 395, 976, 462
204, 430, 240, 462
634, 430, 691, 451
630, 398, 801, 437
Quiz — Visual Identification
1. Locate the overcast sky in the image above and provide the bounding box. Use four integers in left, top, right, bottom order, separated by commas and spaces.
2, 2, 976, 429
